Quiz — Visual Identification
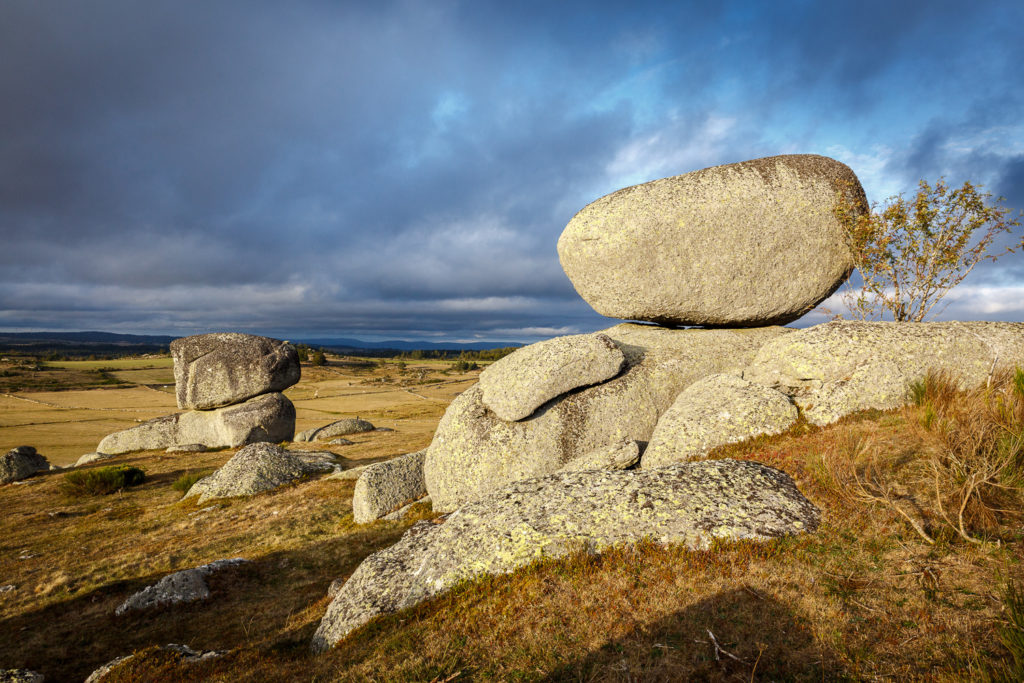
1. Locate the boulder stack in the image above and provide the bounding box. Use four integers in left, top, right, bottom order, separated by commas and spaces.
97, 333, 299, 455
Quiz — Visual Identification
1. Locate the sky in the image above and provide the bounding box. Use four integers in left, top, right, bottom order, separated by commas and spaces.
1, 0, 1022, 344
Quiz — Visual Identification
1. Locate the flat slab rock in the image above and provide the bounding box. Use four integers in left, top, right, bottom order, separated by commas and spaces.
184, 442, 335, 504
744, 320, 1024, 425
115, 558, 248, 615
1, 447, 50, 485
353, 450, 427, 523
172, 332, 300, 410
643, 374, 797, 468
425, 323, 792, 512
557, 154, 864, 326
479, 333, 625, 421
85, 644, 226, 682
97, 392, 295, 455
295, 418, 375, 442
312, 458, 819, 651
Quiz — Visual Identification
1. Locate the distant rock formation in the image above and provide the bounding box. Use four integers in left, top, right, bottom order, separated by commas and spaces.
95, 333, 298, 455
172, 332, 300, 410
557, 154, 865, 327
294, 418, 375, 443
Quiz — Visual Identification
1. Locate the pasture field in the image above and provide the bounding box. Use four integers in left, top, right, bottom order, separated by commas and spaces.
1, 357, 476, 466
0, 362, 1021, 681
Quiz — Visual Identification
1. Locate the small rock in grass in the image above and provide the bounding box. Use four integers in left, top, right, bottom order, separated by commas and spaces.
353, 450, 427, 524
114, 558, 249, 616
183, 443, 335, 504
1, 446, 50, 485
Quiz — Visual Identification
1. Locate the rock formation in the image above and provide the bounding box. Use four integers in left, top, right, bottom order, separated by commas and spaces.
97, 334, 298, 454
313, 459, 820, 651
424, 323, 791, 512
744, 320, 1024, 425
172, 332, 300, 410
115, 558, 249, 615
1, 446, 51, 485
182, 443, 336, 504
352, 450, 427, 523
642, 374, 797, 467
557, 154, 866, 327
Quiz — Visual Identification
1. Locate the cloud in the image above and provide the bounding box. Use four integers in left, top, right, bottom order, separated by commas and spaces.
1, 1, 1022, 340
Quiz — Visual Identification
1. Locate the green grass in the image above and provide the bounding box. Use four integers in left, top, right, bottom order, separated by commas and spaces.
60, 465, 146, 496
171, 469, 215, 494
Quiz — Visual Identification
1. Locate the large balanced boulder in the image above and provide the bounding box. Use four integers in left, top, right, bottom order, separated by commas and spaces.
424, 323, 792, 512
313, 459, 819, 651
744, 321, 1024, 426
0, 446, 51, 485
557, 154, 865, 326
352, 450, 427, 524
479, 333, 625, 421
642, 374, 797, 468
171, 333, 300, 410
97, 393, 296, 455
183, 442, 335, 504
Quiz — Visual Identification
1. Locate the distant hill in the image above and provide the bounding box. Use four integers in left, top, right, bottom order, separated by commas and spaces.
304, 337, 522, 352
0, 331, 521, 356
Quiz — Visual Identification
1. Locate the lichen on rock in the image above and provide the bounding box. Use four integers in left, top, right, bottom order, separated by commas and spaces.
312, 458, 819, 652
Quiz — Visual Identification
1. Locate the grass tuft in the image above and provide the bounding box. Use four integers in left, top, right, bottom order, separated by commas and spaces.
172, 469, 215, 494
60, 464, 146, 497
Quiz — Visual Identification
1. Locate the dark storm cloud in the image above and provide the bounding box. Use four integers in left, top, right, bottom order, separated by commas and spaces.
2, 0, 1023, 338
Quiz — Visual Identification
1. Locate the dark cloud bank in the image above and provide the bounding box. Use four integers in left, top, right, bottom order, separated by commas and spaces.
1, 0, 1022, 342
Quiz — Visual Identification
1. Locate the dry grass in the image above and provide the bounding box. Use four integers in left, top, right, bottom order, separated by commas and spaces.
1, 363, 1022, 681
1, 358, 477, 466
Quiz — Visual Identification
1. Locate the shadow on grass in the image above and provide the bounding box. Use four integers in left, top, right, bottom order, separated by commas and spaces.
0, 525, 407, 682
542, 587, 843, 682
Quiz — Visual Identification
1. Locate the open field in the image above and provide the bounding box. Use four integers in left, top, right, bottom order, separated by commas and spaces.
1, 357, 476, 467
1, 364, 1022, 681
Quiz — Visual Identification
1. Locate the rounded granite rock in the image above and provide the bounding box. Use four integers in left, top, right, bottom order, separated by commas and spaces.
479, 333, 625, 421
557, 154, 865, 326
171, 332, 300, 410
0, 446, 50, 485
183, 442, 334, 504
642, 374, 797, 468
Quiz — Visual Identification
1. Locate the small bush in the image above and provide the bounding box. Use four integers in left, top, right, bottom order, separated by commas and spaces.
448, 360, 479, 372
172, 470, 213, 494
61, 465, 146, 497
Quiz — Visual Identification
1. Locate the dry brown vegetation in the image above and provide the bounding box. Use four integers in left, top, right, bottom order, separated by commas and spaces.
1, 360, 1022, 681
